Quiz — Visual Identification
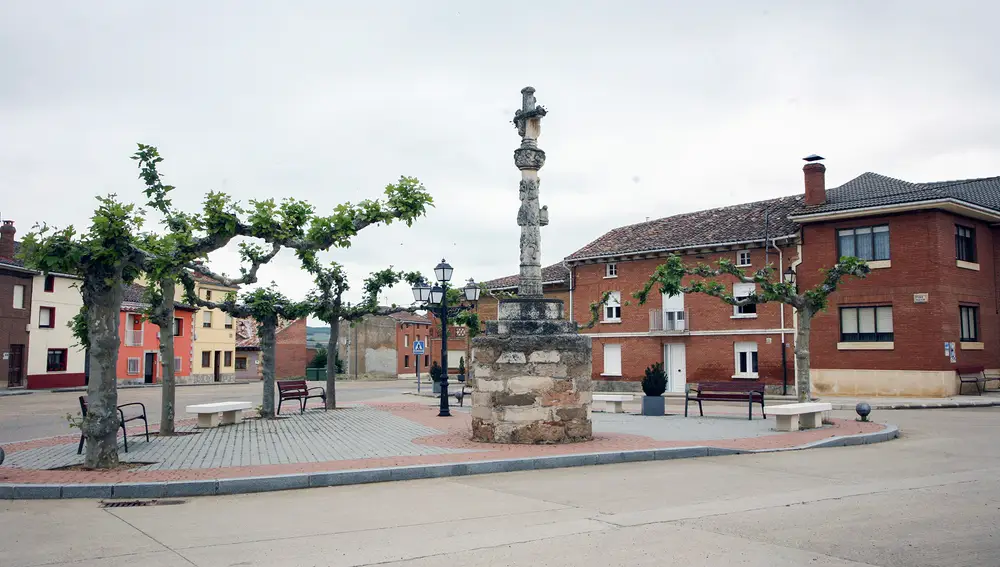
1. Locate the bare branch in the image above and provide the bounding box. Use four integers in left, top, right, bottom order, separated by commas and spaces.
188, 242, 281, 287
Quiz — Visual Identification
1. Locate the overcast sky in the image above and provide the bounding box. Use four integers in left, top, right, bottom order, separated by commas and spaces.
3, 1, 998, 315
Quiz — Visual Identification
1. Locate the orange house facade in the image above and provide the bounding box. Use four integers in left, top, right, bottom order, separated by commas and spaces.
116, 284, 196, 385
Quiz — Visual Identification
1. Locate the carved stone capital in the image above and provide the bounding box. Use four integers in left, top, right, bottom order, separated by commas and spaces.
514, 147, 546, 170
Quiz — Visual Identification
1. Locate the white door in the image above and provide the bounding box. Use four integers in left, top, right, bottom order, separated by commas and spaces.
664, 343, 687, 393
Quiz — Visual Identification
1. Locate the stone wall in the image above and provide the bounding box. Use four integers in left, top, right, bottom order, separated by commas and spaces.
338, 314, 398, 379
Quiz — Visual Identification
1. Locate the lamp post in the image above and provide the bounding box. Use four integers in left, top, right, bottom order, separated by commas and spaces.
411, 259, 480, 417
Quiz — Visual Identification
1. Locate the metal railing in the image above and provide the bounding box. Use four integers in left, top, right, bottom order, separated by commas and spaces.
125, 329, 144, 346
649, 309, 689, 332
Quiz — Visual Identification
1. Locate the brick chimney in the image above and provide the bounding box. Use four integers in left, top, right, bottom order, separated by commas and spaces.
803, 155, 826, 206
0, 220, 15, 259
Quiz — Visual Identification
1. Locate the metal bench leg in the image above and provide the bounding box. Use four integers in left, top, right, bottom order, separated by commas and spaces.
748, 398, 752, 421
277, 398, 283, 416
77, 434, 85, 455
684, 397, 689, 417
121, 422, 128, 453
697, 400, 704, 417
761, 400, 766, 419
143, 416, 149, 442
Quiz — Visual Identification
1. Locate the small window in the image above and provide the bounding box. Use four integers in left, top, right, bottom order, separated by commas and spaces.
202, 310, 212, 328
12, 284, 25, 309
39, 306, 55, 328
956, 225, 976, 263
424, 355, 429, 367
224, 314, 234, 329
174, 357, 183, 372
603, 291, 622, 321
734, 342, 759, 377
205, 290, 212, 300
960, 305, 980, 342
840, 306, 894, 342
404, 354, 410, 368
46, 348, 68, 372
837, 225, 890, 261
605, 263, 618, 278
224, 351, 233, 367
603, 343, 622, 376
235, 357, 248, 371
404, 335, 409, 347
733, 283, 757, 316
736, 250, 751, 267
127, 357, 141, 375
44, 274, 55, 292
201, 351, 211, 367
172, 318, 183, 337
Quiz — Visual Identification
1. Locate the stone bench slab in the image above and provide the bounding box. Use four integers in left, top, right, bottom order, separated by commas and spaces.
770, 402, 832, 432
186, 401, 253, 428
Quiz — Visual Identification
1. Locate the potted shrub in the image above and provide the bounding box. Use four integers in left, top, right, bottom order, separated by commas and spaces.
457, 357, 466, 383
641, 362, 667, 416
430, 361, 444, 394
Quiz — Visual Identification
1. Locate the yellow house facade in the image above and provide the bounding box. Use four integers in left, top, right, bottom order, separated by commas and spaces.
178, 273, 239, 383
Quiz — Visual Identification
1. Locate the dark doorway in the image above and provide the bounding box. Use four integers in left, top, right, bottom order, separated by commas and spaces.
7, 344, 24, 387
144, 352, 157, 384
213, 351, 221, 382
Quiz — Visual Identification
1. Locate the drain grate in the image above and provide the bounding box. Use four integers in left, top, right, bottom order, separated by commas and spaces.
100, 499, 185, 508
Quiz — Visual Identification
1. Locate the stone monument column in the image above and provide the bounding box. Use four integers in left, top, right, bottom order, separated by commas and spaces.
471, 87, 593, 444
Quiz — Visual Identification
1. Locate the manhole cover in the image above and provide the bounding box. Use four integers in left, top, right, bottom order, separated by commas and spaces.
100, 499, 185, 508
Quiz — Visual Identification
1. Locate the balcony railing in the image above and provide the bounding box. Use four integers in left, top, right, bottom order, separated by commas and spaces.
125, 329, 144, 346
649, 309, 689, 333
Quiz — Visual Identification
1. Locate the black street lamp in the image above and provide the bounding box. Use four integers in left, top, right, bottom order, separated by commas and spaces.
783, 265, 796, 286
411, 259, 481, 417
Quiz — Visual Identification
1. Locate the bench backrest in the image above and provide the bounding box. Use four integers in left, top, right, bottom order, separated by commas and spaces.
955, 365, 985, 376
277, 380, 308, 395
695, 382, 765, 393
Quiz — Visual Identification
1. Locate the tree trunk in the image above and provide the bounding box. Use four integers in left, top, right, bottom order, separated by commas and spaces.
325, 316, 340, 409
156, 278, 177, 436
260, 318, 277, 418
794, 307, 814, 403
81, 277, 125, 469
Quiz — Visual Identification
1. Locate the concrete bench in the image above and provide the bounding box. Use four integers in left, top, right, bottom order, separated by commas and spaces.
769, 402, 832, 431
593, 394, 634, 413
186, 401, 253, 428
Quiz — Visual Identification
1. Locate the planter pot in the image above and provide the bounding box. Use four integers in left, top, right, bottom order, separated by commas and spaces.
432, 381, 441, 394
457, 373, 465, 382
641, 395, 665, 416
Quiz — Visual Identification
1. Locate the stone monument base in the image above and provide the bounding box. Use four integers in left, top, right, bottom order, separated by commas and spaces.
471, 299, 593, 444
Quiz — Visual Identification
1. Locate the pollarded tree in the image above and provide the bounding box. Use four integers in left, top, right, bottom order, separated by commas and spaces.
20, 196, 150, 469
131, 144, 432, 432
181, 279, 311, 417
633, 254, 870, 402
302, 258, 422, 408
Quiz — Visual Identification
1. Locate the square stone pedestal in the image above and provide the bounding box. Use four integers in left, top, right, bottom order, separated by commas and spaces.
471, 299, 592, 444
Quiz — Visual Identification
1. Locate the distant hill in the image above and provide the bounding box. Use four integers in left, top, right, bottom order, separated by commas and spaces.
306, 326, 330, 348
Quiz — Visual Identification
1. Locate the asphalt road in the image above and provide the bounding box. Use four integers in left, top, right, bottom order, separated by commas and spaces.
1, 406, 998, 566
0, 381, 405, 443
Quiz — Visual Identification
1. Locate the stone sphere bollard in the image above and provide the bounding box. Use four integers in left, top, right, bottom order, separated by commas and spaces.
855, 402, 872, 422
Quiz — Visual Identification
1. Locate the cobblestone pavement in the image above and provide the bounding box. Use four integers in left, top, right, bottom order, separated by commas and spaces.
0, 402, 888, 487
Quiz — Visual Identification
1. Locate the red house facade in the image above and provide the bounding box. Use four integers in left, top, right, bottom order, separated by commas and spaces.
561, 158, 1000, 397
116, 284, 196, 385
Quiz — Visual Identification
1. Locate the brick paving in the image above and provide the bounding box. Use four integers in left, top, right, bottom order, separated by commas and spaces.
0, 402, 888, 486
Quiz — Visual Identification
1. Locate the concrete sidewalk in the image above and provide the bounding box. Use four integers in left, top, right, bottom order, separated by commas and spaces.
820, 391, 1000, 410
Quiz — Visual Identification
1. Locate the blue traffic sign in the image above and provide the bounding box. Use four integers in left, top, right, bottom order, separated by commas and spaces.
412, 341, 425, 355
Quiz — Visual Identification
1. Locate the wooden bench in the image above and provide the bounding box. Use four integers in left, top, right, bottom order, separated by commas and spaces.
685, 382, 766, 420
593, 394, 635, 413
185, 401, 253, 428
77, 396, 149, 454
277, 380, 327, 415
769, 402, 832, 431
955, 365, 1000, 395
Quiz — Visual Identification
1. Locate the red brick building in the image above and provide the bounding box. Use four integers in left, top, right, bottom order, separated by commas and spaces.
391, 312, 431, 377
0, 221, 33, 389
563, 159, 1000, 397
233, 317, 308, 380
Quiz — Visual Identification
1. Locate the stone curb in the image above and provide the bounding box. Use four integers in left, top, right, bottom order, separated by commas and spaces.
0, 390, 33, 397
0, 424, 899, 500
829, 401, 1000, 410
48, 381, 258, 393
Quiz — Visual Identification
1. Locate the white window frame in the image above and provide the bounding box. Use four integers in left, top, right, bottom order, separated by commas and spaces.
603, 291, 622, 322
602, 343, 622, 376
605, 263, 618, 278
12, 284, 25, 309
224, 313, 234, 329
404, 334, 409, 347
127, 357, 141, 375
39, 306, 54, 328
736, 250, 751, 267
734, 342, 759, 378
732, 283, 757, 318
202, 310, 213, 328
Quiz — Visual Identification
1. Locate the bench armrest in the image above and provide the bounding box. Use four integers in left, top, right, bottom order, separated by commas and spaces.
307, 386, 326, 395
117, 402, 146, 414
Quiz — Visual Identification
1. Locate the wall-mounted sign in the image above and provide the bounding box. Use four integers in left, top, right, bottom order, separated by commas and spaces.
914, 293, 929, 304
2, 352, 8, 360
